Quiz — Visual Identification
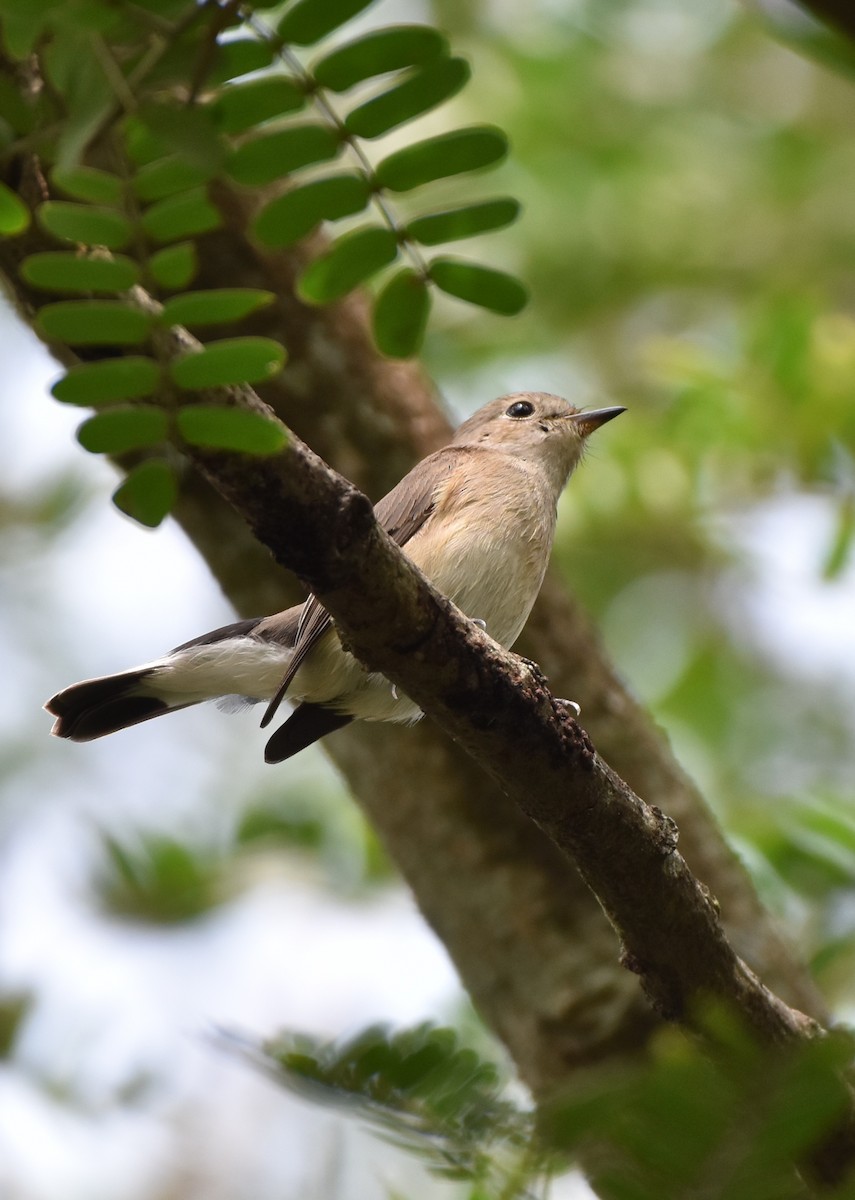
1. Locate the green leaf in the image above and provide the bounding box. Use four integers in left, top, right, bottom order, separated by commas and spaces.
37, 202, 131, 250
428, 258, 528, 315
161, 289, 274, 327
0, 181, 29, 234
22, 252, 139, 292
37, 300, 151, 345
141, 188, 221, 243
298, 226, 398, 303
113, 459, 177, 528
51, 166, 122, 205
209, 38, 274, 87
148, 242, 198, 290
177, 406, 287, 454
0, 76, 36, 135
375, 126, 507, 192
373, 268, 430, 358
345, 57, 470, 140
139, 103, 224, 172
0, 2, 55, 58
169, 338, 286, 390
52, 357, 161, 406
227, 124, 340, 187
77, 406, 168, 454
823, 496, 855, 580
278, 0, 377, 48
407, 198, 520, 246
213, 77, 305, 135
42, 31, 113, 169
253, 174, 370, 248
311, 25, 448, 92
134, 157, 215, 203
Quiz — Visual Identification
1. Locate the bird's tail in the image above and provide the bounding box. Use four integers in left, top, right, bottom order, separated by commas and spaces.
46, 615, 273, 742
45, 669, 184, 741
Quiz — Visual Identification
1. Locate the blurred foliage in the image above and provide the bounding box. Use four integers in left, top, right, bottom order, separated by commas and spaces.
0, 991, 32, 1059
237, 772, 396, 891
238, 1021, 547, 1198
545, 1014, 855, 1200
96, 832, 230, 924
235, 1014, 855, 1200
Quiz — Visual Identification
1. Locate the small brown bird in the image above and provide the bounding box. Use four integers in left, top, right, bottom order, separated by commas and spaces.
46, 392, 623, 763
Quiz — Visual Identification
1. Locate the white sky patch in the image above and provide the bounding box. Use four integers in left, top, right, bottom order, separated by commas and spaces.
715, 493, 855, 689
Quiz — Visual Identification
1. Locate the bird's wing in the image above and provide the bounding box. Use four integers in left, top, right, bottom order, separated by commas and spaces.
260, 447, 461, 730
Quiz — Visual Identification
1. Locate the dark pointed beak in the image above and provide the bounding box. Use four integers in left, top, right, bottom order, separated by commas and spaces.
569, 406, 626, 437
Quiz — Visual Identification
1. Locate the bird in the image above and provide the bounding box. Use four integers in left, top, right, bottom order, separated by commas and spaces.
45, 392, 624, 763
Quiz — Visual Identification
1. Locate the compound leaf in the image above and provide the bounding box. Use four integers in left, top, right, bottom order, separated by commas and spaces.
113, 459, 177, 528
253, 174, 370, 248
428, 258, 528, 315
298, 226, 398, 303
177, 406, 287, 454
169, 337, 286, 390
374, 126, 507, 192
373, 268, 430, 358
345, 57, 470, 140
52, 357, 162, 406
311, 25, 448, 92
77, 406, 168, 454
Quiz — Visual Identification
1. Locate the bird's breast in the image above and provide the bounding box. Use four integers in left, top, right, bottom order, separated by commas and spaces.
407, 468, 556, 649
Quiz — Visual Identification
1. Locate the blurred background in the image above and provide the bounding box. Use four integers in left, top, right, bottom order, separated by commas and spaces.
3, 0, 855, 1196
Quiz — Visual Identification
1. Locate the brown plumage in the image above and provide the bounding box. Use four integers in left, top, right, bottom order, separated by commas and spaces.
46, 393, 624, 763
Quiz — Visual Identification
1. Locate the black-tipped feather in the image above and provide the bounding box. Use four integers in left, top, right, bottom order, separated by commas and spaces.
264, 703, 352, 764
46, 670, 173, 741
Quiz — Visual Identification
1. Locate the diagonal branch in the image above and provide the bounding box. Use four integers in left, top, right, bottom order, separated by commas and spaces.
164, 367, 855, 1185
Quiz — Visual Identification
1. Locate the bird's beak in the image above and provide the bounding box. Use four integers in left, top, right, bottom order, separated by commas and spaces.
569, 406, 626, 437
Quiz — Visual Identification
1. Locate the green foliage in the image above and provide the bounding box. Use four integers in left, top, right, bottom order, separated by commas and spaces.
0, 0, 525, 527
429, 259, 529, 316
160, 289, 274, 328
244, 1022, 542, 1195
297, 226, 399, 303
239, 1014, 855, 1198
0, 180, 29, 232
52, 358, 161, 406
374, 126, 508, 192
96, 833, 227, 924
176, 406, 287, 455
407, 199, 520, 246
77, 406, 168, 454
227, 124, 340, 187
0, 993, 31, 1059
312, 25, 449, 92
343, 55, 470, 139
545, 1022, 855, 1200
37, 300, 150, 345
139, 187, 222, 243
148, 242, 198, 290
112, 459, 177, 528
37, 201, 131, 249
22, 251, 139, 293
373, 268, 431, 357
252, 174, 371, 247
169, 338, 286, 391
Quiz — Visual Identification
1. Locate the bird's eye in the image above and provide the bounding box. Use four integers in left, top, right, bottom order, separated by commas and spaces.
506, 400, 535, 419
